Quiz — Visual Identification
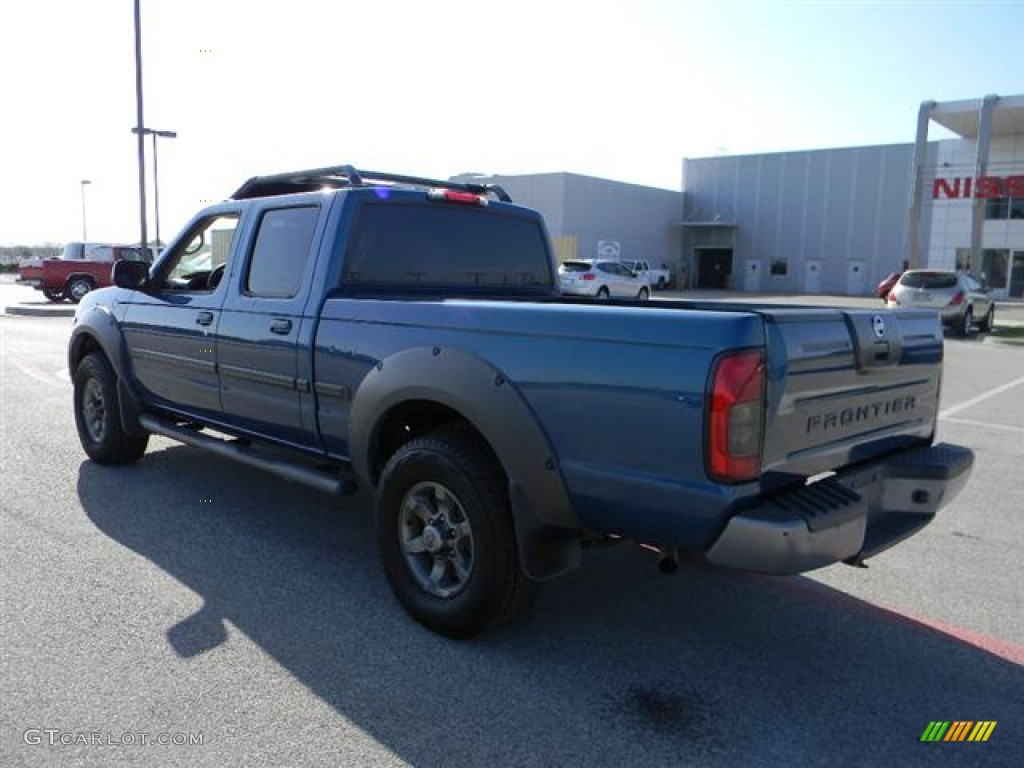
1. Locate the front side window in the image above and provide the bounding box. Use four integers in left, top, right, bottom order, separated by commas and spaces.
159, 213, 240, 291
245, 206, 320, 298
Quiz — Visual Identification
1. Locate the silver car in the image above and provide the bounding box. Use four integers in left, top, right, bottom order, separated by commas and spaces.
558, 259, 651, 300
886, 269, 995, 336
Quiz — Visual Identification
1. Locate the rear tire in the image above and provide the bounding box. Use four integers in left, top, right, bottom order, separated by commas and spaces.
66, 276, 94, 304
42, 289, 66, 302
958, 307, 974, 337
73, 353, 149, 464
596, 287, 610, 299
375, 426, 539, 638
656, 277, 666, 290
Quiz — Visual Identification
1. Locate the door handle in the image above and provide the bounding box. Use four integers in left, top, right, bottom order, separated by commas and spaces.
270, 318, 292, 335
196, 311, 215, 326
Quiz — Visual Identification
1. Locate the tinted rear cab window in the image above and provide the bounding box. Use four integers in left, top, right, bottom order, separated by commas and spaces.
343, 202, 553, 292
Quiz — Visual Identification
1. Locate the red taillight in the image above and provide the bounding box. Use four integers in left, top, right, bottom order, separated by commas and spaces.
707, 349, 765, 484
949, 291, 965, 306
427, 189, 488, 206
582, 273, 597, 281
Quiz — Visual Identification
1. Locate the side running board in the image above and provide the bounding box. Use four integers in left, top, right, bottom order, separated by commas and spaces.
139, 414, 357, 497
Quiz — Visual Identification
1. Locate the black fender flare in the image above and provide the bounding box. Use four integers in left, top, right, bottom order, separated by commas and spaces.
68, 305, 146, 437
348, 346, 581, 580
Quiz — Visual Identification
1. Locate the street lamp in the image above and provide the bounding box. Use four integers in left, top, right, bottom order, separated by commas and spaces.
80, 180, 91, 241
132, 126, 177, 255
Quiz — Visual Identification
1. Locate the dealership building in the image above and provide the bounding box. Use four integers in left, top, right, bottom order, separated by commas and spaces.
681, 93, 1024, 297
462, 93, 1023, 297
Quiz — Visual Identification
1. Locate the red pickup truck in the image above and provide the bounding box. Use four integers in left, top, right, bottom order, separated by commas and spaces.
18, 242, 152, 302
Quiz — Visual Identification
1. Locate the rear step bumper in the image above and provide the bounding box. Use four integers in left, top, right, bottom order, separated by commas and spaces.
705, 442, 974, 574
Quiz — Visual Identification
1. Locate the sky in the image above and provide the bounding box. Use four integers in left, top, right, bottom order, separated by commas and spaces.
1, 0, 1022, 246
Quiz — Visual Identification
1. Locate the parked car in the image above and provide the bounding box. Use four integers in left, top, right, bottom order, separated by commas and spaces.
886, 269, 995, 336
875, 271, 902, 302
68, 164, 972, 637
559, 259, 651, 299
620, 259, 672, 289
17, 242, 152, 302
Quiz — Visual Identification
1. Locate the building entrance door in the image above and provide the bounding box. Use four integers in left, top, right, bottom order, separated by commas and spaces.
804, 260, 822, 294
1010, 252, 1024, 299
847, 260, 866, 295
696, 248, 733, 289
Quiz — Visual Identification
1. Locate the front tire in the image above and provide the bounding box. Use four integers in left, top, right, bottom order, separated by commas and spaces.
73, 353, 149, 464
979, 305, 995, 333
375, 427, 538, 638
637, 287, 650, 301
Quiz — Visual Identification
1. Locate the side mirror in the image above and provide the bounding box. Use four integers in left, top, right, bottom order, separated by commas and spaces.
112, 259, 150, 290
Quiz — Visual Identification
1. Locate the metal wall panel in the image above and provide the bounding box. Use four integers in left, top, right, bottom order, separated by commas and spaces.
682, 144, 916, 295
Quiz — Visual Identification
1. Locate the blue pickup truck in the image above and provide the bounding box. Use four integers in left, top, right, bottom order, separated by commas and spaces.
69, 165, 973, 637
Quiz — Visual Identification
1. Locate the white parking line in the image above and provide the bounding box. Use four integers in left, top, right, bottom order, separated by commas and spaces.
942, 417, 1024, 434
4, 356, 64, 387
939, 375, 1024, 419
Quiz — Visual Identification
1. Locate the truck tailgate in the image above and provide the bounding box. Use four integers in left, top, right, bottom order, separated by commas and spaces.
758, 307, 942, 478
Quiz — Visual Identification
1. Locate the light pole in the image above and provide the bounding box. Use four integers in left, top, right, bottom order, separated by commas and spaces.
80, 180, 91, 241
133, 0, 147, 256
132, 127, 177, 254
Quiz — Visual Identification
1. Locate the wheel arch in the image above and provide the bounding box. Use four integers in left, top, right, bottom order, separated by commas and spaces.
69, 320, 146, 437
349, 346, 581, 580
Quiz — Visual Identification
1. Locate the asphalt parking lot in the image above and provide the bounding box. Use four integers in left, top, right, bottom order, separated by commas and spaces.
1, 278, 1022, 767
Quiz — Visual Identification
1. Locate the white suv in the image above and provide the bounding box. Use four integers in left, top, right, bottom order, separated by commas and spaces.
558, 260, 651, 299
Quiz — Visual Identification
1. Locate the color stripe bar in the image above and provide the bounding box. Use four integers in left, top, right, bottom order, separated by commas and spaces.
922, 720, 996, 743
945, 721, 972, 742
921, 721, 949, 742
978, 721, 997, 742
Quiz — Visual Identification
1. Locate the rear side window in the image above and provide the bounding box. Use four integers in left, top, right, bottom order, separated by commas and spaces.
343, 204, 552, 289
901, 272, 957, 289
246, 206, 320, 298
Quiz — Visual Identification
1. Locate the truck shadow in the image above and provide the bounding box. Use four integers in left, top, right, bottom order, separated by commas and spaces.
78, 447, 1023, 767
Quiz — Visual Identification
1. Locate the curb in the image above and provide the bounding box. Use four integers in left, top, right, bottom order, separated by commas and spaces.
983, 336, 1024, 347
4, 304, 77, 318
